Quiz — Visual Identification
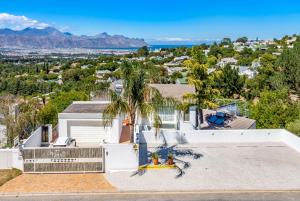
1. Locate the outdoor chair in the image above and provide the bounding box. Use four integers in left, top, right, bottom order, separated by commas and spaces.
208, 115, 218, 123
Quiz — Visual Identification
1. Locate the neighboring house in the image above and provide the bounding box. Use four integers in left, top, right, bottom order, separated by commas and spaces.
49, 65, 61, 74
208, 68, 216, 74
287, 37, 297, 45
164, 61, 181, 67
58, 101, 123, 147
81, 64, 92, 70
217, 58, 238, 68
149, 56, 163, 61
164, 56, 190, 67
95, 70, 111, 79
127, 57, 146, 61
204, 49, 210, 56
166, 66, 186, 75
238, 66, 257, 78
56, 74, 63, 85
174, 56, 190, 62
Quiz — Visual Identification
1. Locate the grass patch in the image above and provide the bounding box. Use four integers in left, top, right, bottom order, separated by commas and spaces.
0, 169, 22, 186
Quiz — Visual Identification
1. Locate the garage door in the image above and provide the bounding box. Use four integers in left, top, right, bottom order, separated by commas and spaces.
70, 126, 109, 146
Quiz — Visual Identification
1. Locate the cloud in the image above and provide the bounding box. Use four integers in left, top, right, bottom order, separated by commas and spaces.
0, 13, 49, 30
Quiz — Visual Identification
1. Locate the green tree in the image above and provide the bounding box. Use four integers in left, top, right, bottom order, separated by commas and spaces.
276, 43, 300, 92
208, 43, 222, 59
260, 53, 276, 66
38, 91, 88, 125
137, 46, 149, 56
220, 38, 232, 46
184, 59, 219, 127
38, 103, 57, 125
250, 89, 300, 128
287, 119, 300, 136
170, 71, 183, 83
207, 55, 218, 66
220, 65, 245, 97
236, 37, 248, 43
103, 62, 175, 142
191, 46, 207, 64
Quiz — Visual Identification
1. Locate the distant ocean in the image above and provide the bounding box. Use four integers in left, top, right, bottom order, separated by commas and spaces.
98, 44, 209, 52
149, 44, 195, 50
86, 42, 216, 53
148, 41, 216, 50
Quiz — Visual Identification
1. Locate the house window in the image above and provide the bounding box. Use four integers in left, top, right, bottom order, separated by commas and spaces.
158, 107, 175, 122
184, 110, 190, 122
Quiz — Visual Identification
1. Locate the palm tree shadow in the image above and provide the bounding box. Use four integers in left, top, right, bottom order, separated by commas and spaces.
131, 168, 147, 177
132, 132, 203, 178
156, 144, 203, 178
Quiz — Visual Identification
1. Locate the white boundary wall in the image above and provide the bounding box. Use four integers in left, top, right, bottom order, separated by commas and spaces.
139, 129, 300, 152
0, 149, 23, 170
281, 129, 300, 152
104, 144, 139, 172
23, 127, 42, 148
22, 125, 53, 147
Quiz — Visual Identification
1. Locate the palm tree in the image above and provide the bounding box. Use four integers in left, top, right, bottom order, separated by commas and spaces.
103, 62, 176, 142
183, 59, 220, 129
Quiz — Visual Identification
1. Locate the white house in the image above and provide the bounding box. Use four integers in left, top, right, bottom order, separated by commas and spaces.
166, 66, 186, 75
238, 66, 257, 78
136, 84, 256, 142
58, 101, 123, 146
217, 58, 238, 68
174, 56, 190, 62
95, 70, 111, 79
287, 37, 297, 44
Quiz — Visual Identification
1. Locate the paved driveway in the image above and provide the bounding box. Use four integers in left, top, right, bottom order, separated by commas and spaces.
0, 174, 116, 194
105, 142, 300, 191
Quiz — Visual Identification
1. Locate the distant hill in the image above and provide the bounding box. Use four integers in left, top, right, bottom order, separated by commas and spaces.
0, 27, 147, 49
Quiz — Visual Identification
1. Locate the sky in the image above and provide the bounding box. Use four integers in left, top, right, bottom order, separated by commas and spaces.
0, 0, 300, 44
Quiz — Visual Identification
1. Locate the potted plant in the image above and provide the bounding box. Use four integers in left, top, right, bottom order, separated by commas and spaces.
167, 152, 174, 165
151, 152, 159, 165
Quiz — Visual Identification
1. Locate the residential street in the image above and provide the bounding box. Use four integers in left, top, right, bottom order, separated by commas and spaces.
0, 192, 300, 201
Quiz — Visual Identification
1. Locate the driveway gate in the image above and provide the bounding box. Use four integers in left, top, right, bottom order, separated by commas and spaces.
22, 147, 104, 173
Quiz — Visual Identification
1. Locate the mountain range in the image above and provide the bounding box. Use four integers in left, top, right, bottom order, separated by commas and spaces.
0, 27, 147, 49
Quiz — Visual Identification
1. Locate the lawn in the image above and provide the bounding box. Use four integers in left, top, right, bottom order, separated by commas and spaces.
0, 169, 22, 186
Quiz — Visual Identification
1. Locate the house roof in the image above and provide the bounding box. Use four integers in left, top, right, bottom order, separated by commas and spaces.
149, 84, 195, 101
62, 102, 109, 113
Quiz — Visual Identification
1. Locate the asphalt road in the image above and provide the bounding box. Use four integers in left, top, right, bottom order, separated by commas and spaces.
1, 192, 300, 201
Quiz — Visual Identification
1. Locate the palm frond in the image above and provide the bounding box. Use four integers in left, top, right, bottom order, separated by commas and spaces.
153, 113, 162, 138
103, 90, 128, 128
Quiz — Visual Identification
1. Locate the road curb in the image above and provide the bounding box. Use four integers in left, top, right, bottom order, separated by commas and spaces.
1, 189, 300, 197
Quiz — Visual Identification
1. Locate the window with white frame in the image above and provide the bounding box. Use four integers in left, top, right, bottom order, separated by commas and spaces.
158, 106, 176, 123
